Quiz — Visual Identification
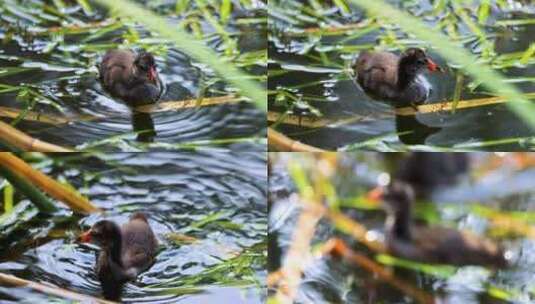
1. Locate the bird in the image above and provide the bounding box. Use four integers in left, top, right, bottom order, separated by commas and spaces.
352, 48, 442, 107
378, 182, 507, 267
98, 50, 163, 106
78, 212, 158, 300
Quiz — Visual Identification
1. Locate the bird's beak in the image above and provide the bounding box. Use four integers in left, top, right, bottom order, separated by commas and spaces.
426, 58, 442, 72
148, 67, 157, 82
78, 230, 92, 243
366, 186, 384, 204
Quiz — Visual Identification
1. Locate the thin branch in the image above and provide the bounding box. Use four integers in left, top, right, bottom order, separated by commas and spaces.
135, 95, 243, 113
0, 272, 116, 304
268, 128, 326, 152
0, 121, 73, 152
0, 153, 100, 214
273, 202, 324, 303
395, 93, 535, 116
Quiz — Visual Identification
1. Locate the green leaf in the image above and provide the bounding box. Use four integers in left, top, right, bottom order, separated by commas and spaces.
76, 0, 93, 15
376, 254, 456, 278
175, 0, 189, 14
3, 182, 13, 213
190, 211, 227, 228
478, 1, 490, 24
333, 0, 350, 14
220, 0, 232, 24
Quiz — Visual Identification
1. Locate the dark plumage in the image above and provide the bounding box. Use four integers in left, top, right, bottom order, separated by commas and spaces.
352, 48, 441, 106
79, 212, 158, 300
99, 50, 163, 106
380, 182, 507, 267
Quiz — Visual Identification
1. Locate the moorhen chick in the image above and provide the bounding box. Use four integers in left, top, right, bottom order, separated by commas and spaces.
379, 182, 507, 267
99, 50, 163, 106
352, 48, 442, 106
79, 212, 158, 300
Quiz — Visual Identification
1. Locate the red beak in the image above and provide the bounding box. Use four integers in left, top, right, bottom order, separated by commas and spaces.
366, 186, 384, 204
426, 58, 442, 72
148, 67, 157, 82
78, 230, 92, 243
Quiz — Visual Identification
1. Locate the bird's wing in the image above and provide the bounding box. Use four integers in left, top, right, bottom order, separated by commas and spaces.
99, 50, 135, 88
411, 225, 503, 266
121, 219, 158, 270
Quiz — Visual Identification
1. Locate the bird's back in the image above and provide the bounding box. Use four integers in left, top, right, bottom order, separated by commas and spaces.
394, 225, 507, 267
99, 49, 135, 90
355, 51, 399, 89
121, 215, 158, 273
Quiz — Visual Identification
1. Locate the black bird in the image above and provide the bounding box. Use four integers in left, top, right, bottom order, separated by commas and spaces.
99, 50, 163, 106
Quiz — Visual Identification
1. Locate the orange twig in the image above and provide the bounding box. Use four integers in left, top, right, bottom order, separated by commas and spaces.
324, 238, 436, 304
274, 203, 324, 303
268, 128, 326, 152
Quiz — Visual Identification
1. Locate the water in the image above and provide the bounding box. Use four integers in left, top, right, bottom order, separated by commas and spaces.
268, 0, 535, 151
268, 152, 535, 304
0, 0, 266, 151
0, 152, 267, 303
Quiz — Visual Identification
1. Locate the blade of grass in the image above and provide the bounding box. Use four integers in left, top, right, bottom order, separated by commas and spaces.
451, 71, 464, 113
268, 128, 326, 152
376, 254, 456, 278
0, 165, 57, 214
220, 0, 232, 24
0, 153, 100, 214
3, 182, 13, 212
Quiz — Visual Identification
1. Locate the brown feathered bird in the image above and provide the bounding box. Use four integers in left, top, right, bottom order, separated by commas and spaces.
378, 182, 507, 267
99, 50, 163, 106
352, 48, 441, 106
79, 212, 158, 300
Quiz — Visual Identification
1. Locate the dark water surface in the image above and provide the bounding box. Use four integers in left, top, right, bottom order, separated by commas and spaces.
268, 0, 535, 151
0, 152, 267, 303
0, 0, 266, 151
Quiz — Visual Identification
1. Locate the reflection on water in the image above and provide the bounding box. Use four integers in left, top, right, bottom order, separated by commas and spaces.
0, 152, 267, 303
